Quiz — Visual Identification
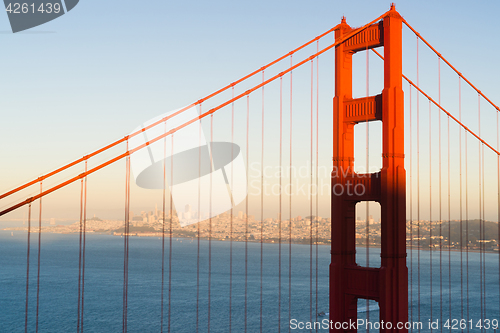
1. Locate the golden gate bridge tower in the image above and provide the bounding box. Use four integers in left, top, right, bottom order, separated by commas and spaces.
331, 5, 408, 332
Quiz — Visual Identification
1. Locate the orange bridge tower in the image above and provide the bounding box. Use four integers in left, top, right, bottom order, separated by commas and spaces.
330, 5, 408, 332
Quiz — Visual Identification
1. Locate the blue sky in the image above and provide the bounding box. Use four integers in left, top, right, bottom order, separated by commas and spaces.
1, 0, 500, 220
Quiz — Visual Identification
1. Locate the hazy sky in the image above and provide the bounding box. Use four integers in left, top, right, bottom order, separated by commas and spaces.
1, 0, 500, 222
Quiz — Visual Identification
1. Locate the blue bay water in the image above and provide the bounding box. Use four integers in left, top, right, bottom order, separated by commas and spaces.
0, 230, 499, 332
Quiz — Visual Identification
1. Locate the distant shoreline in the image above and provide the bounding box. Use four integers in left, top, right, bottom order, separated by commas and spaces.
3, 228, 498, 254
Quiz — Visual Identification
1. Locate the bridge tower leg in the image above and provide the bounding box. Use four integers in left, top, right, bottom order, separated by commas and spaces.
330, 5, 407, 332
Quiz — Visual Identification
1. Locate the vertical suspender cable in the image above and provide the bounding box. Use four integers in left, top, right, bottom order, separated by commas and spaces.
196, 105, 202, 333
161, 121, 167, 333
482, 149, 486, 333
497, 94, 500, 333
309, 57, 314, 332
123, 141, 130, 333
365, 46, 370, 326
123, 152, 127, 332
478, 97, 484, 330
478, 94, 483, 330
123, 151, 127, 333
208, 115, 213, 333
35, 181, 42, 333
260, 70, 265, 333
459, 77, 464, 326
481, 145, 487, 331
447, 115, 451, 321
416, 36, 421, 327
127, 145, 131, 333
482, 94, 487, 331
127, 145, 131, 332
429, 99, 433, 332
245, 95, 249, 333
126, 148, 131, 333
77, 175, 84, 333
438, 58, 443, 333
279, 75, 283, 333
123, 153, 128, 332
25, 203, 32, 333
465, 129, 469, 333
480, 95, 487, 330
230, 93, 234, 333
168, 135, 173, 333
81, 160, 88, 333
288, 54, 293, 333
448, 115, 451, 322
409, 84, 413, 331
460, 78, 471, 320
315, 40, 319, 332
278, 73, 283, 333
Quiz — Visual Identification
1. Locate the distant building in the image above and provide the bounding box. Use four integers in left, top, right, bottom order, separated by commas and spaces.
184, 204, 192, 220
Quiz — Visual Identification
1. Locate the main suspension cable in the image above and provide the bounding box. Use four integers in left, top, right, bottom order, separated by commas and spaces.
0, 24, 342, 203
371, 49, 500, 156
402, 19, 500, 114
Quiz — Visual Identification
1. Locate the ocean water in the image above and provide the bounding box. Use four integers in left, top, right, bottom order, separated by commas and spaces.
0, 230, 498, 332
